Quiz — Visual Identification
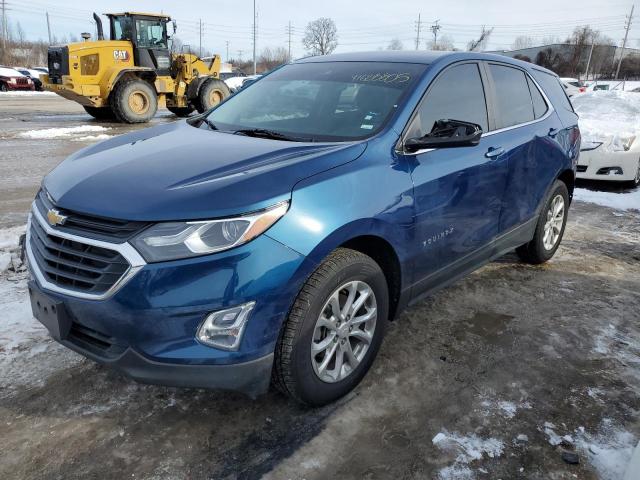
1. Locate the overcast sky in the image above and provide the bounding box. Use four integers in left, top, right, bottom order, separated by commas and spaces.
5, 0, 638, 61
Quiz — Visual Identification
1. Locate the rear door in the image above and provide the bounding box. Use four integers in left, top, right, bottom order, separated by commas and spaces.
402, 61, 509, 291
483, 62, 567, 235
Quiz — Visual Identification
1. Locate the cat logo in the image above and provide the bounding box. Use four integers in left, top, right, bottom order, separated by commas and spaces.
113, 50, 130, 62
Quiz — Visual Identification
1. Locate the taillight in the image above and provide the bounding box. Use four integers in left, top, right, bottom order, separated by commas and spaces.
579, 87, 586, 92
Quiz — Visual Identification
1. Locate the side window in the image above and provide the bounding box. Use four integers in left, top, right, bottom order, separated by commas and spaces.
526, 76, 548, 119
531, 69, 575, 113
407, 63, 488, 138
489, 64, 535, 129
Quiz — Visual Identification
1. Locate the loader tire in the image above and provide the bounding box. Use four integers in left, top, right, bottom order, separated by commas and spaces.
83, 106, 115, 121
167, 106, 195, 117
195, 79, 229, 113
110, 79, 157, 123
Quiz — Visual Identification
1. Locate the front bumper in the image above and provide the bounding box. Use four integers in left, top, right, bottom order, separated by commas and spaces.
577, 148, 639, 182
26, 209, 315, 396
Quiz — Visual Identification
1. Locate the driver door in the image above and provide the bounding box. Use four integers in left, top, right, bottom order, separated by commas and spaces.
402, 62, 509, 292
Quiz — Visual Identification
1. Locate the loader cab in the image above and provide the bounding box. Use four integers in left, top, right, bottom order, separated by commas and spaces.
107, 12, 172, 76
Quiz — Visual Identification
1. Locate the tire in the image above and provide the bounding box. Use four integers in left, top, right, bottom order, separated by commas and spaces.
167, 106, 195, 117
0, 83, 7, 92
83, 106, 115, 120
272, 248, 389, 406
110, 78, 158, 123
195, 78, 230, 113
516, 180, 569, 264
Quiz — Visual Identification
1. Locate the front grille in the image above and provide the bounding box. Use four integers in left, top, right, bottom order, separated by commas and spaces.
29, 217, 130, 295
35, 190, 148, 242
577, 165, 588, 173
47, 46, 69, 83
68, 322, 126, 358
16, 77, 28, 85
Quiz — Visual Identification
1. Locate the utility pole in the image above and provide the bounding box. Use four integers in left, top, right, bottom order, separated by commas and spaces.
414, 14, 422, 50
237, 49, 244, 61
46, 11, 52, 44
1, 0, 7, 54
225, 40, 229, 62
252, 0, 257, 74
431, 20, 441, 49
615, 5, 634, 79
584, 42, 594, 81
198, 18, 203, 57
286, 21, 293, 60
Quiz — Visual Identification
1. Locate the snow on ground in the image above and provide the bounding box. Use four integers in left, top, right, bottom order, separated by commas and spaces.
575, 421, 637, 480
574, 187, 640, 212
572, 90, 640, 145
0, 91, 55, 96
18, 125, 111, 140
432, 430, 504, 478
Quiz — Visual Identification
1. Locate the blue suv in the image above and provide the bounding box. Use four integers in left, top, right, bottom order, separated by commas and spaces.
26, 52, 579, 406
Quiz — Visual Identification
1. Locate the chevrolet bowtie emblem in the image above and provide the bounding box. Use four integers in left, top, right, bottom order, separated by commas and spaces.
47, 209, 67, 226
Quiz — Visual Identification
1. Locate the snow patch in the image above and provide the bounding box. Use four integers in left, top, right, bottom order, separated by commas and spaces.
478, 396, 531, 419
575, 419, 637, 480
18, 125, 110, 140
437, 464, 475, 480
542, 422, 563, 446
0, 91, 55, 96
574, 187, 640, 212
73, 134, 112, 142
432, 430, 504, 462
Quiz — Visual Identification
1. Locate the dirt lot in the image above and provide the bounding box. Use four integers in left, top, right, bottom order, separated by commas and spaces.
0, 93, 639, 480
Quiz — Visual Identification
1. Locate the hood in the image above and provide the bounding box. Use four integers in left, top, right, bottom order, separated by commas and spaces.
44, 121, 366, 221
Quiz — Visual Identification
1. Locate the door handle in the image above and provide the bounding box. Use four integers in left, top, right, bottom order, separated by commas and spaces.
548, 128, 560, 138
485, 147, 504, 158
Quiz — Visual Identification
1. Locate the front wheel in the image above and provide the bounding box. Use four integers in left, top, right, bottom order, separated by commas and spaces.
272, 248, 388, 406
516, 180, 569, 264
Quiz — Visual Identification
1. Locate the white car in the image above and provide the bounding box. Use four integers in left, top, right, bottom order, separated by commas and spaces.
560, 77, 586, 97
573, 91, 640, 186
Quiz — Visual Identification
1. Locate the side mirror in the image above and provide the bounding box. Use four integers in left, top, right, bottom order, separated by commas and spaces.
405, 119, 483, 153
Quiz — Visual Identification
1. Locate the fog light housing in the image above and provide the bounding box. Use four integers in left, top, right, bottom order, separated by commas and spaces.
196, 302, 256, 351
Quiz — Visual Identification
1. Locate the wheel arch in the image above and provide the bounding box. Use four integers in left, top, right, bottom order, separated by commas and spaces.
557, 168, 575, 202
107, 68, 157, 96
339, 235, 403, 322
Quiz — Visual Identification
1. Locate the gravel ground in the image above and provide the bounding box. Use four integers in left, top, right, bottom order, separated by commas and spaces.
0, 93, 639, 480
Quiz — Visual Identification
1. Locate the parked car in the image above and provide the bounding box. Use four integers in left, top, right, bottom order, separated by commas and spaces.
26, 51, 579, 406
573, 91, 640, 186
223, 75, 248, 93
15, 67, 44, 91
560, 77, 586, 97
220, 71, 246, 81
241, 74, 263, 89
33, 67, 48, 73
0, 66, 34, 92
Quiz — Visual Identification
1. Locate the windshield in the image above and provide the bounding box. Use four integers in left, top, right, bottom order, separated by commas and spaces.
205, 62, 427, 142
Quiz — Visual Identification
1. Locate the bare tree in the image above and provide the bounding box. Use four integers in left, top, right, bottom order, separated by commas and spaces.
513, 54, 532, 63
387, 38, 403, 50
302, 18, 338, 55
467, 27, 493, 52
257, 46, 290, 71
511, 35, 534, 50
427, 34, 455, 51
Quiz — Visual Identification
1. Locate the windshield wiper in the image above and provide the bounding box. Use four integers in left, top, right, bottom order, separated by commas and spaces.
233, 128, 311, 142
201, 117, 218, 131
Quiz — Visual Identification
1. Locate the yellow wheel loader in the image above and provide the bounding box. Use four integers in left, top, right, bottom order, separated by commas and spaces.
42, 12, 230, 123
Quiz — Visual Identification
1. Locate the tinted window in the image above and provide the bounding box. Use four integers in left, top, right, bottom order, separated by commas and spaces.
489, 64, 534, 129
208, 62, 427, 141
531, 69, 574, 113
527, 76, 548, 119
408, 63, 488, 138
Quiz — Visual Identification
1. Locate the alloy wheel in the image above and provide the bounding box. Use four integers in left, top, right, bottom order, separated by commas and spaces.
543, 194, 565, 250
311, 281, 377, 383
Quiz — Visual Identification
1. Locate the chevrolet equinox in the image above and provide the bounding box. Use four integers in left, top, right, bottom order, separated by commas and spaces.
26, 52, 580, 406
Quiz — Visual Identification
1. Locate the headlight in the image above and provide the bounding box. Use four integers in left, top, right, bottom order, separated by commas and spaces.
131, 201, 288, 262
612, 135, 635, 151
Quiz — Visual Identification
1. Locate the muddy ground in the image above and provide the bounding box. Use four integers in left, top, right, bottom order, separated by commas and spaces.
0, 93, 639, 480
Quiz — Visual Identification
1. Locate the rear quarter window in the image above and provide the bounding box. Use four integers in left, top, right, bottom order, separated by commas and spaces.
531, 69, 574, 114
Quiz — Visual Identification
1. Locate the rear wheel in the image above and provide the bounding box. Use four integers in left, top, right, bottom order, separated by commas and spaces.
516, 180, 569, 264
110, 79, 158, 123
0, 83, 7, 92
167, 106, 195, 118
195, 79, 230, 113
83, 106, 115, 121
272, 248, 388, 406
